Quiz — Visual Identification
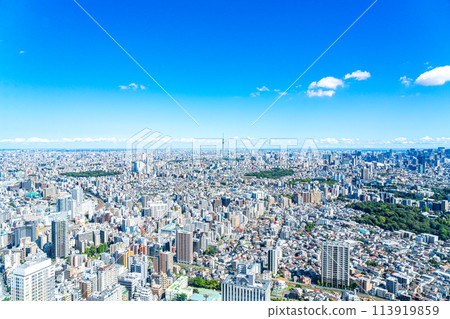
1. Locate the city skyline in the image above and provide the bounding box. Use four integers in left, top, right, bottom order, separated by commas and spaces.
1, 0, 450, 149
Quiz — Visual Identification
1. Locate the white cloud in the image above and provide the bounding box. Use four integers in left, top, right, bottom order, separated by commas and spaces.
340, 138, 354, 144
27, 137, 52, 143
119, 83, 147, 90
400, 76, 412, 87
415, 65, 450, 86
0, 137, 54, 143
318, 138, 339, 144
62, 137, 120, 143
344, 70, 371, 81
419, 136, 434, 143
256, 86, 269, 92
250, 92, 260, 97
309, 76, 344, 90
436, 137, 450, 143
19, 50, 25, 54
307, 89, 335, 97
0, 138, 26, 143
392, 137, 413, 144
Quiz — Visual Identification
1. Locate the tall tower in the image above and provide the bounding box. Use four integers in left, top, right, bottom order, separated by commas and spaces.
222, 133, 225, 158
321, 242, 350, 287
51, 219, 69, 259
158, 251, 174, 274
268, 246, 281, 275
176, 230, 193, 264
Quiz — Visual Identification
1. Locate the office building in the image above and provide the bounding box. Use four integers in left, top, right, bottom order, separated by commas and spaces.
155, 251, 173, 274
51, 219, 69, 259
87, 283, 127, 301
56, 196, 72, 212
97, 264, 118, 292
130, 254, 148, 284
268, 246, 281, 275
222, 262, 271, 301
321, 242, 350, 287
11, 254, 55, 301
118, 273, 141, 300
386, 277, 399, 294
71, 187, 83, 206
176, 230, 193, 264
13, 221, 36, 247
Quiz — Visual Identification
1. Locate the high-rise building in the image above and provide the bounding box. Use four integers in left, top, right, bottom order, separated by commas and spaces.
51, 219, 69, 259
158, 251, 174, 274
87, 283, 127, 301
222, 262, 271, 301
321, 242, 350, 287
118, 273, 141, 300
268, 246, 281, 275
176, 230, 193, 264
79, 279, 93, 299
56, 196, 72, 212
100, 229, 109, 244
13, 221, 36, 246
130, 254, 148, 283
11, 254, 55, 301
97, 264, 118, 292
361, 167, 370, 181
386, 277, 398, 294
71, 188, 83, 206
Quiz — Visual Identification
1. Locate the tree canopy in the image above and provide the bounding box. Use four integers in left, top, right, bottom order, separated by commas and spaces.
61, 170, 121, 178
245, 169, 294, 179
349, 201, 450, 240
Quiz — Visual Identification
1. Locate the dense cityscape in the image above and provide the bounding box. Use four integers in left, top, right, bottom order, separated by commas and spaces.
1, 147, 449, 302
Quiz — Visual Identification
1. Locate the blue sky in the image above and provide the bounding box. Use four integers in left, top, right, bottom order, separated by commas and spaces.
1, 0, 450, 149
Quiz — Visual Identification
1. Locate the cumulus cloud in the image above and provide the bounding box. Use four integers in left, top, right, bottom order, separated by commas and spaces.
0, 138, 26, 143
344, 70, 371, 80
400, 76, 413, 87
319, 138, 339, 144
27, 137, 53, 143
307, 89, 335, 97
419, 136, 434, 143
256, 86, 269, 92
390, 137, 414, 144
315, 138, 354, 145
309, 76, 344, 90
307, 76, 345, 98
340, 138, 354, 144
415, 65, 450, 86
119, 83, 147, 90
